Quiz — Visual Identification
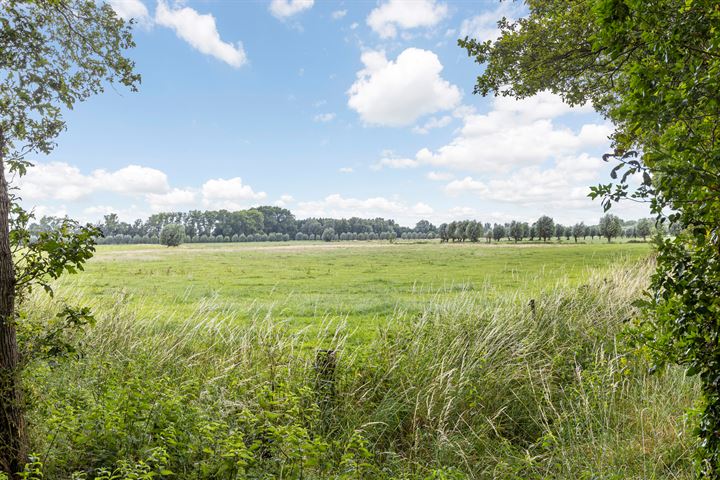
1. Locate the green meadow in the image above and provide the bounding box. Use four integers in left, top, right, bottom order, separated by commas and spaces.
65, 241, 651, 337
26, 239, 698, 479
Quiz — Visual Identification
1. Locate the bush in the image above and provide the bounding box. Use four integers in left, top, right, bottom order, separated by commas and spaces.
160, 224, 184, 247
321, 228, 335, 242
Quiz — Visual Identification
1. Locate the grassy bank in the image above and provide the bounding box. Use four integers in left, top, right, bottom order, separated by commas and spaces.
20, 255, 697, 479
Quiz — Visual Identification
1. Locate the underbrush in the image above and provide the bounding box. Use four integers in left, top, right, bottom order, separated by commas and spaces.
18, 258, 697, 478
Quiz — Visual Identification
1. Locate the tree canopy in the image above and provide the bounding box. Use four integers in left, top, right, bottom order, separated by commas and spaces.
460, 0, 720, 472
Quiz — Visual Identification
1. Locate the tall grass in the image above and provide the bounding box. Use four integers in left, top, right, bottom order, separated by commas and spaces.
20, 258, 697, 478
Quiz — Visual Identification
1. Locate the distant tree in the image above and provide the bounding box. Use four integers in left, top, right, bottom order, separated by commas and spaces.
160, 224, 184, 247
321, 228, 335, 242
535, 216, 554, 242
438, 223, 448, 242
572, 222, 585, 243
492, 223, 505, 242
599, 214, 623, 243
415, 219, 433, 234
636, 218, 652, 241
555, 224, 564, 241
509, 221, 524, 243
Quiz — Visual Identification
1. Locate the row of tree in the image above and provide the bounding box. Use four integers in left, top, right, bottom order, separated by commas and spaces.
30, 209, 672, 246
438, 215, 673, 243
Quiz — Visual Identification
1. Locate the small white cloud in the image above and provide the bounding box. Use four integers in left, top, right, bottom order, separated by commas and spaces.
367, 0, 447, 38
348, 48, 460, 127
338, 167, 354, 173
350, 22, 359, 30
331, 9, 347, 20
155, 1, 247, 68
107, 0, 150, 23
201, 177, 266, 210
270, 0, 314, 19
313, 112, 336, 122
426, 171, 454, 181
412, 115, 452, 134
371, 152, 419, 170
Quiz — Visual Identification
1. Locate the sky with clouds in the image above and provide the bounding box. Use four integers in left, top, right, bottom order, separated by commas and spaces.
16, 0, 649, 227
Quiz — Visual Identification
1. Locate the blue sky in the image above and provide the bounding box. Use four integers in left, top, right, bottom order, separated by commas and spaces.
17, 0, 648, 227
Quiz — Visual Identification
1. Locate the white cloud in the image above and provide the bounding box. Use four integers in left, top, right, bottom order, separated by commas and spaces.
426, 171, 454, 181
367, 0, 447, 38
313, 112, 336, 122
270, 0, 314, 19
201, 177, 266, 210
444, 154, 605, 208
275, 194, 295, 207
412, 115, 452, 134
338, 167, 354, 173
155, 1, 247, 68
331, 9, 347, 20
348, 48, 460, 127
146, 188, 197, 212
295, 194, 433, 223
459, 3, 515, 43
107, 0, 150, 23
415, 92, 611, 173
16, 162, 169, 202
371, 152, 419, 170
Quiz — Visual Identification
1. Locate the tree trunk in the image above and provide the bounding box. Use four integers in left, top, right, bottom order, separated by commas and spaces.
0, 153, 27, 475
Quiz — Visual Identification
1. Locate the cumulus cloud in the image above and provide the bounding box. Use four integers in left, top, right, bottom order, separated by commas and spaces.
201, 177, 267, 210
107, 0, 150, 22
414, 92, 611, 173
444, 154, 605, 208
269, 0, 314, 19
16, 162, 169, 202
146, 188, 197, 212
313, 112, 336, 122
367, 0, 447, 38
348, 48, 460, 127
155, 1, 247, 68
295, 194, 433, 223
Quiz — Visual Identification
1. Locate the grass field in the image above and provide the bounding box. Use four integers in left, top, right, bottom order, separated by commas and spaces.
63, 241, 651, 339
25, 239, 699, 479
22, 240, 701, 478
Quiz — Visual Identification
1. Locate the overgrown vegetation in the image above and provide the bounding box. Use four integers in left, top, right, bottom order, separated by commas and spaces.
461, 0, 720, 472
15, 258, 697, 478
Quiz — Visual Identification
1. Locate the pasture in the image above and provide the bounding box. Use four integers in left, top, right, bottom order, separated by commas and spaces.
64, 241, 651, 338
24, 240, 699, 478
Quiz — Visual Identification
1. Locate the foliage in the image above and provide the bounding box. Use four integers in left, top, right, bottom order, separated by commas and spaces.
0, 0, 140, 472
534, 216, 554, 242
460, 0, 720, 473
599, 214, 623, 243
159, 224, 183, 248
20, 256, 697, 478
321, 227, 335, 242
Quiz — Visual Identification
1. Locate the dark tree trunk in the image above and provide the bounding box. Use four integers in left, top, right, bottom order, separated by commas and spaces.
0, 153, 27, 475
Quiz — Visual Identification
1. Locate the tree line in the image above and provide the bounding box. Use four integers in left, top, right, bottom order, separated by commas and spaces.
30, 209, 673, 246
